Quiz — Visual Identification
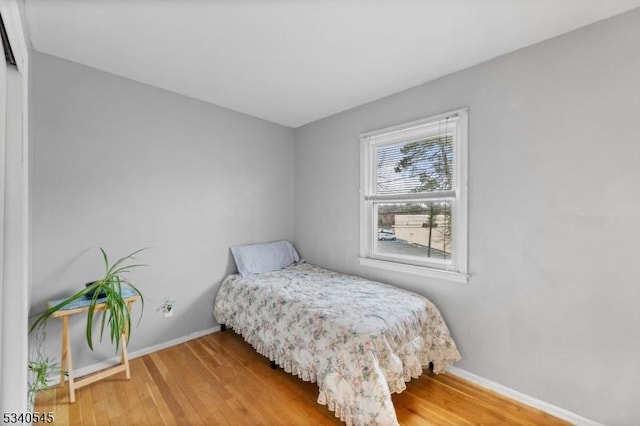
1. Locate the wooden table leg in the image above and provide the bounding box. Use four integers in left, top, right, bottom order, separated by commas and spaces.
61, 316, 76, 403
59, 317, 68, 388
121, 300, 134, 379
121, 334, 131, 379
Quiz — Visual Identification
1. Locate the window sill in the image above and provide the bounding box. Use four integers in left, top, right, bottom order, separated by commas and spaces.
358, 257, 469, 284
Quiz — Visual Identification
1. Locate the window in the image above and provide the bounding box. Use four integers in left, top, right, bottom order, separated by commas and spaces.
359, 108, 468, 283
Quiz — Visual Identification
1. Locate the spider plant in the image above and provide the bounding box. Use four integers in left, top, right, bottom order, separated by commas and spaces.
27, 325, 61, 409
30, 248, 147, 352
27, 357, 60, 409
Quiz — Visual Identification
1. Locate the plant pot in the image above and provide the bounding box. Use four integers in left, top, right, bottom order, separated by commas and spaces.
84, 281, 107, 299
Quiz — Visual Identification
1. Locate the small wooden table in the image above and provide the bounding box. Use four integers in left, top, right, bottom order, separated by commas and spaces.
49, 292, 140, 403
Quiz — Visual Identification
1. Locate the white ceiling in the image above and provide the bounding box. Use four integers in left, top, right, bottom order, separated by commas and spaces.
24, 0, 640, 128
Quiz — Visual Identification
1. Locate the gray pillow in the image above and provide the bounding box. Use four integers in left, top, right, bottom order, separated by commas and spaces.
230, 240, 301, 277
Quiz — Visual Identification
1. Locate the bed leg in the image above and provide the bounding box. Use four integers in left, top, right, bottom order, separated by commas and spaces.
270, 360, 277, 370
220, 324, 226, 332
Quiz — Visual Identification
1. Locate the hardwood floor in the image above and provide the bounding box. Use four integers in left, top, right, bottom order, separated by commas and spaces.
35, 331, 569, 425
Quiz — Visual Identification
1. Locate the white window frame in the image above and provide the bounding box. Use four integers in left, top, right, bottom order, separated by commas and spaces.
359, 108, 469, 283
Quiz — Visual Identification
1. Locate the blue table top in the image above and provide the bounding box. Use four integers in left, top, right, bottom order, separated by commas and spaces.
49, 286, 138, 310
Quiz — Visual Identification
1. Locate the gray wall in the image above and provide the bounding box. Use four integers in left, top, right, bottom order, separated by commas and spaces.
30, 53, 294, 368
294, 9, 640, 425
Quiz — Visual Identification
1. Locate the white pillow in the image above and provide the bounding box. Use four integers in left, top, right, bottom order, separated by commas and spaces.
230, 240, 301, 277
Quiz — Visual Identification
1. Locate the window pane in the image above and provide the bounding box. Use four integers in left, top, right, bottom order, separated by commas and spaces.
376, 132, 454, 195
375, 201, 452, 264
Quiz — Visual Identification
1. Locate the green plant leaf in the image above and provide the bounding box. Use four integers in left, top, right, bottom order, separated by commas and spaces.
120, 278, 145, 326
30, 247, 148, 354
106, 248, 147, 277
29, 285, 95, 333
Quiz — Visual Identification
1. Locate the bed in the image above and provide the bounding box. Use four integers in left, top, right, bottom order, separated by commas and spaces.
213, 241, 461, 426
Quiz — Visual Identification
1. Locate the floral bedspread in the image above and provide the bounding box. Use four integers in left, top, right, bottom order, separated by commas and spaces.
213, 263, 460, 425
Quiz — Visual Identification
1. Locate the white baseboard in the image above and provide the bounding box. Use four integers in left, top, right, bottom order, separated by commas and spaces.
446, 366, 602, 426
52, 326, 221, 384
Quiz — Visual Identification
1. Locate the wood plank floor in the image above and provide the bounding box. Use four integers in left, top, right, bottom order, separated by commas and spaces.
35, 331, 569, 425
